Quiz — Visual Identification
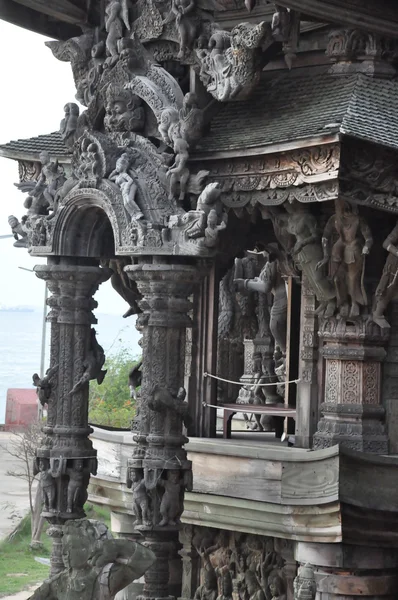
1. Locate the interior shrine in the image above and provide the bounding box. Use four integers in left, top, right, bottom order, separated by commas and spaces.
2, 0, 398, 599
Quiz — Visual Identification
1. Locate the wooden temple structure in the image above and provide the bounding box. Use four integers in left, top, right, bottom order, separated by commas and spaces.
2, 0, 398, 599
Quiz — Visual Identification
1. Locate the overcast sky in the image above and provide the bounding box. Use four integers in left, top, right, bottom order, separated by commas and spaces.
0, 20, 126, 315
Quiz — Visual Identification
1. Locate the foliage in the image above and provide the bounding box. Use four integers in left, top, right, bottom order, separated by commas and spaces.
0, 504, 110, 597
89, 348, 140, 428
0, 422, 44, 543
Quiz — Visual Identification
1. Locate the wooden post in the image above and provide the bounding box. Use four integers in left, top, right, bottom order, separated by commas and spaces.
284, 277, 301, 434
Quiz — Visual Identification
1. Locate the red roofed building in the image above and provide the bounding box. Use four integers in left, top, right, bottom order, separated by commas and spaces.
5, 389, 38, 431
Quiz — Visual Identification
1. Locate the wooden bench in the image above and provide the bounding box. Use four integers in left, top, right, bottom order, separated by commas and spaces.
219, 403, 297, 439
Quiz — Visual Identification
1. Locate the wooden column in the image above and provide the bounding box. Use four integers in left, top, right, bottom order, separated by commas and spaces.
296, 275, 319, 448
188, 263, 219, 438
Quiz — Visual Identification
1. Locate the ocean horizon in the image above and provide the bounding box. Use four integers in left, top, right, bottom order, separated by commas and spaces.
0, 309, 141, 424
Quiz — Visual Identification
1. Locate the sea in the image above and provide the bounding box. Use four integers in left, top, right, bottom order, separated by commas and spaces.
0, 309, 141, 424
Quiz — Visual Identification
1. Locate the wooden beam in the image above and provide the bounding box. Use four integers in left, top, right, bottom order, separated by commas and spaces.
13, 0, 87, 25
275, 0, 398, 38
0, 0, 82, 39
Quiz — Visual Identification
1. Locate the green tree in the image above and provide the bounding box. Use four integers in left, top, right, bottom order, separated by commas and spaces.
89, 348, 140, 428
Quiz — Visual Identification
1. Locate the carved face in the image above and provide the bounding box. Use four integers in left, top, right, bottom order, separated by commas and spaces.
74, 459, 84, 472
131, 469, 141, 482
39, 151, 50, 165
116, 156, 129, 173
113, 101, 126, 116
269, 576, 282, 597
62, 531, 92, 569
207, 209, 218, 228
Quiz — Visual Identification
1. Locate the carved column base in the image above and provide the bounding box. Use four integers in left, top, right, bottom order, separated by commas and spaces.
295, 541, 398, 600
313, 318, 388, 453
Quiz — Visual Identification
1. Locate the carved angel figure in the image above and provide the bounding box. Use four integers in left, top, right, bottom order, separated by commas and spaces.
28, 519, 155, 600
36, 151, 66, 210
105, 0, 131, 64
109, 153, 144, 221
32, 364, 59, 407
68, 329, 107, 396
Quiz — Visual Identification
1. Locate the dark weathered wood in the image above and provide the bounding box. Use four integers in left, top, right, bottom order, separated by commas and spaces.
13, 0, 86, 23
276, 0, 398, 38
284, 278, 300, 435
0, 0, 81, 39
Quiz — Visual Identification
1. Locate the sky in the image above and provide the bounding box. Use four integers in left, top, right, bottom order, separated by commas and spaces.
0, 20, 126, 315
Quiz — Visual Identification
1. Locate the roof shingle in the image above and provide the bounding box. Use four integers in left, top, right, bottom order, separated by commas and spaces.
0, 131, 70, 160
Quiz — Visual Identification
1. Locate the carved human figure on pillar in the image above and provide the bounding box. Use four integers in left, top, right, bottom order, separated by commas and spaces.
28, 519, 155, 600
293, 564, 316, 600
38, 458, 56, 513
373, 220, 398, 328
127, 467, 151, 526
8, 215, 28, 247
280, 202, 336, 317
216, 564, 234, 600
66, 459, 88, 514
158, 469, 183, 526
317, 200, 373, 319
149, 385, 192, 430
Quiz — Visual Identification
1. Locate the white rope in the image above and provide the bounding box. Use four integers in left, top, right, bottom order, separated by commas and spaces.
203, 372, 300, 386
202, 402, 296, 414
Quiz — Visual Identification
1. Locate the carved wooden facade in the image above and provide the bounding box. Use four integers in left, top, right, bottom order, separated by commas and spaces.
3, 2, 398, 600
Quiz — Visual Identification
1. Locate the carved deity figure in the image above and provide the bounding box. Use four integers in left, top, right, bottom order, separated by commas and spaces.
60, 102, 79, 150
28, 519, 155, 600
8, 215, 28, 247
164, 0, 197, 58
105, 0, 130, 65
158, 469, 183, 526
274, 202, 336, 316
158, 93, 205, 202
109, 154, 144, 222
216, 564, 234, 600
69, 329, 106, 395
235, 251, 287, 360
127, 468, 150, 526
317, 200, 373, 319
32, 364, 58, 407
245, 570, 265, 600
34, 151, 65, 211
194, 549, 218, 600
293, 564, 316, 600
372, 220, 398, 328
37, 458, 56, 512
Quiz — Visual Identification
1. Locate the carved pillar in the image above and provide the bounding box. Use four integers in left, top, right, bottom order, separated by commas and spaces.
381, 302, 398, 453
179, 525, 200, 600
295, 542, 398, 600
34, 257, 111, 576
296, 276, 319, 449
313, 318, 388, 453
125, 259, 200, 600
